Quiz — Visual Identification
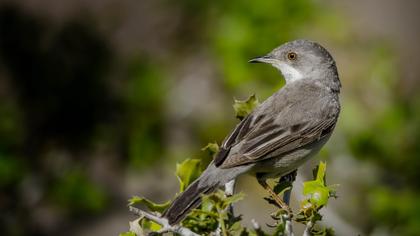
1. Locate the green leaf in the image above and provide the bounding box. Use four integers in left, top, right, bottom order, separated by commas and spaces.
302, 181, 324, 196
224, 192, 245, 206
302, 162, 336, 208
309, 187, 330, 207
206, 190, 225, 206
128, 196, 170, 213
119, 232, 136, 236
201, 197, 215, 212
141, 218, 162, 231
176, 159, 202, 192
314, 161, 327, 185
273, 180, 293, 195
202, 142, 220, 157
233, 94, 259, 120
183, 190, 247, 234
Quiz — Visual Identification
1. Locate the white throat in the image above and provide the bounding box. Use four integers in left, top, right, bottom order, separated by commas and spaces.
272, 62, 303, 83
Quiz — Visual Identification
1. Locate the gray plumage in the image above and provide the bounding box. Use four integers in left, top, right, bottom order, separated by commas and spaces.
163, 39, 341, 225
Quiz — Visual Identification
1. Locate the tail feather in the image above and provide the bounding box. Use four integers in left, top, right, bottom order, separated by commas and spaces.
163, 178, 218, 225
163, 162, 247, 225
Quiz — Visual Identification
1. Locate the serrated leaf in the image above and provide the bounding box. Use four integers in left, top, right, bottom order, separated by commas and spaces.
201, 142, 220, 157
128, 196, 170, 213
176, 159, 202, 192
141, 218, 162, 231
201, 197, 215, 212
223, 192, 245, 206
303, 161, 331, 207
229, 221, 242, 232
206, 190, 225, 206
233, 94, 259, 120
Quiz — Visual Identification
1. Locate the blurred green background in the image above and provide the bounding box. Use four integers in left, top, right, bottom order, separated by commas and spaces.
1, 0, 420, 235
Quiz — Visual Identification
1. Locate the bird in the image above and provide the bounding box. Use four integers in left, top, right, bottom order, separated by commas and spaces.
163, 39, 341, 225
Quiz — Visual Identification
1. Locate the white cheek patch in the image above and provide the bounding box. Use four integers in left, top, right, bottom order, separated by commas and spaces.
272, 62, 303, 83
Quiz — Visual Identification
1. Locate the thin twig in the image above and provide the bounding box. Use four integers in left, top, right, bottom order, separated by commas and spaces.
129, 206, 199, 236
251, 219, 260, 230
283, 214, 294, 236
282, 189, 294, 236
217, 209, 228, 236
251, 219, 265, 236
279, 171, 297, 236
224, 179, 236, 196
212, 180, 237, 236
224, 179, 236, 215
214, 227, 222, 236
303, 221, 314, 236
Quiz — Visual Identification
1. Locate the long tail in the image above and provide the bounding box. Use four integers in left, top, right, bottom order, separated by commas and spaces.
163, 176, 218, 225
163, 162, 248, 225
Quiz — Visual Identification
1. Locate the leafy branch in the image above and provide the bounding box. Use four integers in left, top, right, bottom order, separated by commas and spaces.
121, 95, 338, 236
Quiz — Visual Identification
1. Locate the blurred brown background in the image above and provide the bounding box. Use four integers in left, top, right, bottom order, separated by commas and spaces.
1, 0, 420, 235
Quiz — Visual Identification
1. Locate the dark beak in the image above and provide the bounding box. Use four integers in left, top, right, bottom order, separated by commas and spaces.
248, 55, 274, 63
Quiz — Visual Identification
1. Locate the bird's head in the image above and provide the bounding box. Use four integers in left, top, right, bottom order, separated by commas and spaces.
249, 39, 337, 84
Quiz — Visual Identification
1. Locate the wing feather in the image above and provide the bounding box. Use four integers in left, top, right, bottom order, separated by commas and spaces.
219, 118, 336, 168
214, 114, 255, 166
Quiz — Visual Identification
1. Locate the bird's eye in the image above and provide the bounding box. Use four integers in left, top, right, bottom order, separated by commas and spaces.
287, 52, 297, 61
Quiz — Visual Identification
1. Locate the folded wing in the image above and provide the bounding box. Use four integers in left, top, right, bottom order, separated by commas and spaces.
214, 93, 338, 168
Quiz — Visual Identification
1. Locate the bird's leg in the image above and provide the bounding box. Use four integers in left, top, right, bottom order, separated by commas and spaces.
280, 170, 297, 205
257, 175, 291, 214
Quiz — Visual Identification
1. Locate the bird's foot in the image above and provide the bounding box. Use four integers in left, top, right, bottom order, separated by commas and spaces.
257, 178, 292, 215
280, 170, 297, 205
280, 170, 297, 183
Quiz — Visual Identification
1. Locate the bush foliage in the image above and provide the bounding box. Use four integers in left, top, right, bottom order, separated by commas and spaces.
122, 96, 338, 236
